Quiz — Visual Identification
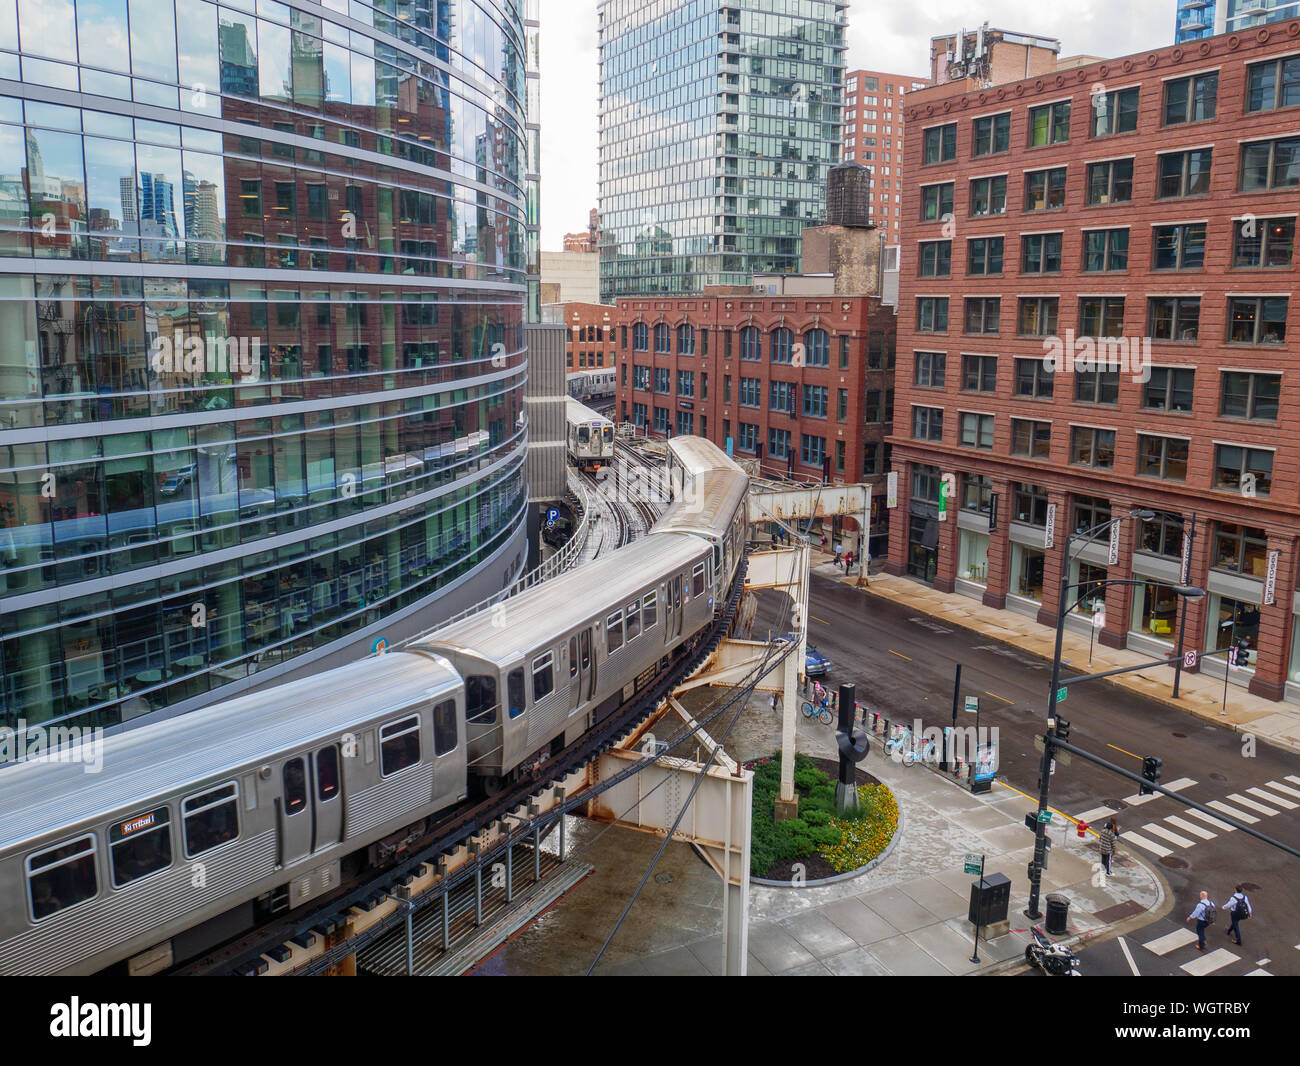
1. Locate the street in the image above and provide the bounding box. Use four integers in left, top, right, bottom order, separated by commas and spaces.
755, 567, 1300, 976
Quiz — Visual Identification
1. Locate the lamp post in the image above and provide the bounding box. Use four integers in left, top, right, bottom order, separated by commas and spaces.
1026, 508, 1206, 919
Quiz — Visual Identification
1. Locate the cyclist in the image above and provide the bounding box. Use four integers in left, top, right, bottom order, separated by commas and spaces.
812, 679, 829, 711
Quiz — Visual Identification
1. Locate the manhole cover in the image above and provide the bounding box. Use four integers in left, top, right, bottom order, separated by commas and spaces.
1103, 799, 1129, 811
1210, 772, 1228, 782
1172, 732, 1187, 738
654, 872, 673, 885
1160, 856, 1189, 870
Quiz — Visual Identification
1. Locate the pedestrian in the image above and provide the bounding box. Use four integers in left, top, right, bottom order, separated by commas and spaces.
846, 550, 854, 572
769, 690, 780, 715
820, 534, 827, 551
1098, 818, 1118, 876
1186, 891, 1215, 951
1221, 884, 1252, 946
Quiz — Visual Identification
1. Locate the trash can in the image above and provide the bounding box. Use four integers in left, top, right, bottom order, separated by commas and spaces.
1045, 893, 1070, 935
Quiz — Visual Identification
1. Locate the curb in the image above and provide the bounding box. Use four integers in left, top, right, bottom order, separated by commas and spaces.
751, 799, 905, 889
849, 577, 1300, 757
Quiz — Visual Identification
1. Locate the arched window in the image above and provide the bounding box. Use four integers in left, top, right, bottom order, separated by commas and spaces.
632, 322, 648, 350
770, 327, 793, 363
677, 324, 695, 354
654, 323, 671, 352
740, 326, 760, 360
804, 328, 829, 366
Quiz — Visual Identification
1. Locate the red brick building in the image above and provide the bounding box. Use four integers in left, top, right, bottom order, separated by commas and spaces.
889, 23, 1300, 702
614, 288, 898, 555
842, 69, 930, 245
552, 301, 618, 372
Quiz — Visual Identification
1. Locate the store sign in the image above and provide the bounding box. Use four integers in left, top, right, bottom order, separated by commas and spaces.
887, 470, 898, 508
1180, 532, 1192, 584
1264, 549, 1280, 606
1107, 521, 1120, 565
1044, 503, 1057, 549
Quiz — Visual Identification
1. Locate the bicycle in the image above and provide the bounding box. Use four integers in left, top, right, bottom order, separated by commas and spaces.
800, 698, 833, 725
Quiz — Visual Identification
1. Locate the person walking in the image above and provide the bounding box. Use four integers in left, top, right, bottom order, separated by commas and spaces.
1186, 891, 1214, 951
1098, 819, 1118, 876
1221, 885, 1252, 946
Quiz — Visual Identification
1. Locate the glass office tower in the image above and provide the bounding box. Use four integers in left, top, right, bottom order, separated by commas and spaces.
0, 0, 531, 735
1175, 0, 1300, 42
597, 0, 845, 301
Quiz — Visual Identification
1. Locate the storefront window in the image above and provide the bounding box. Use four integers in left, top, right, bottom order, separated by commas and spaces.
907, 514, 938, 583
1131, 581, 1180, 639
959, 530, 988, 584
1011, 544, 1045, 602
1070, 561, 1107, 616
1207, 594, 1260, 668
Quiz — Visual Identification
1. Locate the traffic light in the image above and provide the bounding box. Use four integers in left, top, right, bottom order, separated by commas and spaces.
1140, 755, 1163, 796
1230, 636, 1250, 667
1054, 716, 1071, 743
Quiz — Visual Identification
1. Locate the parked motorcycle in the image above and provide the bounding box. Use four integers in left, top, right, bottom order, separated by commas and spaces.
1024, 925, 1081, 976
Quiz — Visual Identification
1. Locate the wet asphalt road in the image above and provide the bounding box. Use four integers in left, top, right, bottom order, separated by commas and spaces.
753, 569, 1300, 976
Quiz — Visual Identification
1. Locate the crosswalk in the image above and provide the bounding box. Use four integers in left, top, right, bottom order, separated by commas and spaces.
1140, 925, 1274, 976
1072, 775, 1300, 863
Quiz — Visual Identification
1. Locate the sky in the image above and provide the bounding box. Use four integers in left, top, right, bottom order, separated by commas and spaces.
538, 0, 1174, 250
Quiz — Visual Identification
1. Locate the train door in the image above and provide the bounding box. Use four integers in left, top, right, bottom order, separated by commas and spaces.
569, 628, 596, 710
312, 744, 342, 852
582, 627, 596, 701
280, 744, 343, 865
280, 756, 311, 865
664, 575, 683, 643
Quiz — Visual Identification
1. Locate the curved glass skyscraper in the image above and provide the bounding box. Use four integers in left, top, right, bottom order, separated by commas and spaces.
0, 0, 530, 734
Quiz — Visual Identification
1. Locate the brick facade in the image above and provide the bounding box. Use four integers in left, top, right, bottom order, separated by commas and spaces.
556, 302, 618, 373
890, 23, 1300, 703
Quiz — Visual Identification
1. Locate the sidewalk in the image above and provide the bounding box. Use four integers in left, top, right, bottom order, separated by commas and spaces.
583, 696, 1168, 976
817, 558, 1300, 756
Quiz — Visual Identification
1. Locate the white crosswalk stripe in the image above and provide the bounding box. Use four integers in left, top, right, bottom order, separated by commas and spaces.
1227, 792, 1281, 816
1245, 968, 1273, 976
1143, 928, 1198, 955
1122, 830, 1172, 857
1264, 780, 1300, 801
1076, 806, 1118, 824
1181, 948, 1240, 976
1187, 808, 1235, 832
1121, 792, 1160, 806
1208, 799, 1258, 824
1143, 822, 1195, 848
1286, 775, 1300, 787
1162, 777, 1196, 792
1165, 815, 1216, 840
1248, 786, 1298, 810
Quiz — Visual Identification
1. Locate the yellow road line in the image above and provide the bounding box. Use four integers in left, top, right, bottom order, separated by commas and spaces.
889, 649, 913, 662
810, 614, 829, 625
993, 779, 1097, 836
984, 690, 1015, 705
1108, 743, 1141, 760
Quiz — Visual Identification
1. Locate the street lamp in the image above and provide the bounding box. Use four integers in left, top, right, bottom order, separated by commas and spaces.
1025, 509, 1203, 920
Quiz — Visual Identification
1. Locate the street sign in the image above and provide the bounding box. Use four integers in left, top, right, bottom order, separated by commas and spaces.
1092, 609, 1105, 630
1184, 650, 1198, 668
1037, 810, 1053, 824
1055, 686, 1067, 703
964, 695, 979, 714
1032, 735, 1072, 765
545, 507, 559, 527
963, 854, 983, 875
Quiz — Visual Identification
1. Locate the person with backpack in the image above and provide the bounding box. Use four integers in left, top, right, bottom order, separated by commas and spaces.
1098, 819, 1119, 876
1221, 885, 1252, 946
1186, 891, 1215, 951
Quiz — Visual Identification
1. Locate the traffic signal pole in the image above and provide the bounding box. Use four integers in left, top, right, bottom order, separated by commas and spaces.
1049, 737, 1300, 862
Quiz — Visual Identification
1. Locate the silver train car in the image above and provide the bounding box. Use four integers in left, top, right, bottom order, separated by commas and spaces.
0, 653, 467, 976
0, 438, 747, 975
565, 397, 615, 472
565, 367, 616, 403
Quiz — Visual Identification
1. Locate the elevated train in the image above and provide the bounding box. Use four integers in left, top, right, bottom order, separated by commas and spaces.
565, 368, 616, 404
564, 398, 615, 472
0, 436, 748, 975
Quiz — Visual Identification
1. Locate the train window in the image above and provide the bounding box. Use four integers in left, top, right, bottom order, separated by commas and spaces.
283, 758, 308, 815
316, 747, 340, 801
578, 425, 590, 444
380, 716, 421, 776
626, 601, 641, 640
434, 698, 459, 752
27, 835, 98, 921
507, 670, 525, 719
643, 592, 657, 629
465, 675, 498, 724
569, 636, 578, 678
692, 564, 706, 597
603, 427, 613, 444
607, 610, 624, 652
110, 807, 173, 888
183, 783, 240, 858
532, 653, 554, 700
